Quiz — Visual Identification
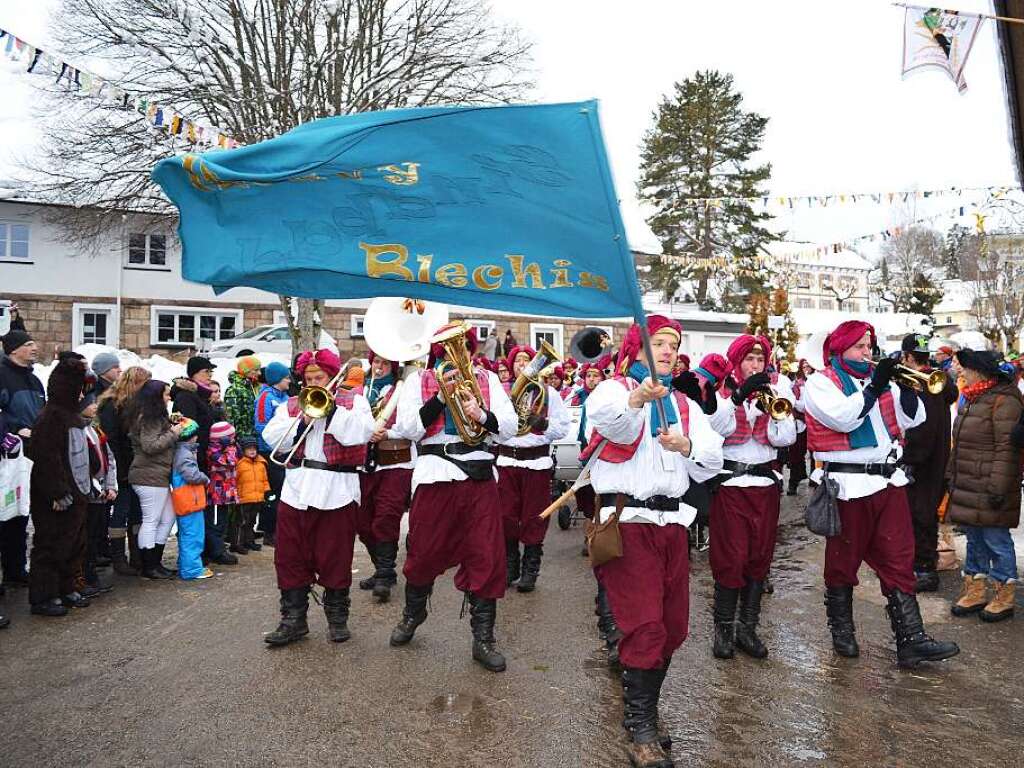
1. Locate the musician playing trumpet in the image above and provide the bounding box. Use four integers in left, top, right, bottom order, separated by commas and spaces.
389, 323, 517, 672
708, 334, 796, 661
261, 350, 374, 647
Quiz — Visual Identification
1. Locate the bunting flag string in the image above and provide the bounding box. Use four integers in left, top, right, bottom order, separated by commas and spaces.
667, 184, 1015, 211
0, 27, 240, 151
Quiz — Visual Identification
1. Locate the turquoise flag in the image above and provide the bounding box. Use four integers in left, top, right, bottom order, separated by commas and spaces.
152, 100, 644, 321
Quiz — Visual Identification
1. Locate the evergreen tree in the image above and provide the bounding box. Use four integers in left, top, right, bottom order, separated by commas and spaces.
638, 71, 779, 310
944, 223, 969, 280
907, 272, 942, 318
769, 287, 801, 361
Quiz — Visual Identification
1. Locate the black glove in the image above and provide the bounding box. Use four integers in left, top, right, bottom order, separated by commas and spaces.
988, 494, 1006, 509
525, 414, 549, 433
672, 371, 703, 404
419, 394, 445, 429
731, 372, 771, 405
868, 357, 897, 393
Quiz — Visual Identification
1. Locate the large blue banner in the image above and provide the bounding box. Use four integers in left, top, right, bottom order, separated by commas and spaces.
152, 100, 644, 320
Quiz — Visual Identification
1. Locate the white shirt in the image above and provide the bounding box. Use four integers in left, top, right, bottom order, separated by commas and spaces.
585, 378, 724, 527
394, 368, 517, 493
803, 371, 926, 500
711, 377, 798, 488
367, 382, 417, 472
495, 385, 572, 469
262, 394, 374, 511
792, 379, 808, 434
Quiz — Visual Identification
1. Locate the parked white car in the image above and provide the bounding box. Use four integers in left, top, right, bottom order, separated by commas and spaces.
206, 325, 339, 358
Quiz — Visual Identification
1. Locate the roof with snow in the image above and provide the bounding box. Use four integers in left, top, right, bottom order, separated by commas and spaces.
768, 241, 874, 271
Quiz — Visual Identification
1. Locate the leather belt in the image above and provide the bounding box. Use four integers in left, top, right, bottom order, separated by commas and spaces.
824, 462, 897, 478
599, 493, 680, 512
419, 442, 494, 482
496, 445, 550, 461
299, 458, 359, 473
420, 442, 489, 458
723, 459, 776, 478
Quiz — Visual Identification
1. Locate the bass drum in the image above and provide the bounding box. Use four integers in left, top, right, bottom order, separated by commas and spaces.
551, 405, 583, 483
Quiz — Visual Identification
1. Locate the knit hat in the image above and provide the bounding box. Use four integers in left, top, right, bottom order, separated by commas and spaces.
956, 349, 1003, 379
239, 435, 258, 450
264, 361, 290, 386
236, 355, 261, 379
91, 352, 121, 378
187, 356, 216, 378
177, 417, 198, 440
2, 330, 32, 356
209, 421, 236, 442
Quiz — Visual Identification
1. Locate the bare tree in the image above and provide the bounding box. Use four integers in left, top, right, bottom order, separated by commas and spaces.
25, 0, 532, 351
969, 234, 1024, 352
870, 226, 944, 312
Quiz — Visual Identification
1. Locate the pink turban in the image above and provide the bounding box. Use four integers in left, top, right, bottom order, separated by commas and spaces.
823, 321, 875, 363
616, 315, 683, 372
726, 334, 772, 382
295, 349, 341, 380
506, 345, 537, 373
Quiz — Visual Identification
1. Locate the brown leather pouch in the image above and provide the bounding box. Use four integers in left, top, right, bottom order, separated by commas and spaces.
585, 493, 623, 567
377, 439, 412, 466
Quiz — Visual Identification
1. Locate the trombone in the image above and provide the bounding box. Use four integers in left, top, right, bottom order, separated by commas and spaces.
754, 390, 793, 421
894, 365, 947, 395
269, 367, 344, 467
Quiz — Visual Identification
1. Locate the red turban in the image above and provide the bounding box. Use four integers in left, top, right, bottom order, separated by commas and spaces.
564, 357, 579, 369
506, 345, 537, 373
579, 362, 606, 389
726, 334, 772, 382
616, 315, 683, 372
295, 349, 341, 380
427, 323, 478, 368
549, 365, 565, 380
367, 350, 399, 372
823, 321, 875, 362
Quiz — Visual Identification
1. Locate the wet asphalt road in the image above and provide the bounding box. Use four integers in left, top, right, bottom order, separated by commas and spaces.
1, 490, 1022, 768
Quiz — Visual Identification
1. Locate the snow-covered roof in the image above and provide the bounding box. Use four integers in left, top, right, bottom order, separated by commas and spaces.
932, 279, 976, 314
768, 241, 874, 271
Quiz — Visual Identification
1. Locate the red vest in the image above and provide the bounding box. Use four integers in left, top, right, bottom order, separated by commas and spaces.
420, 369, 493, 438
285, 389, 365, 466
580, 377, 690, 464
805, 367, 901, 452
720, 373, 777, 447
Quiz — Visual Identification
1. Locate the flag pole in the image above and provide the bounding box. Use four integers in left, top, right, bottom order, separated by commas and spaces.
892, 2, 1024, 25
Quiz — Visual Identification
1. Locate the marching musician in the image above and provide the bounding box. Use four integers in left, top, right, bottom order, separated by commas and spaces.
389, 324, 518, 673
584, 315, 723, 768
786, 359, 814, 496
355, 350, 415, 603
804, 321, 959, 668
707, 335, 796, 661
261, 350, 374, 647
495, 345, 571, 592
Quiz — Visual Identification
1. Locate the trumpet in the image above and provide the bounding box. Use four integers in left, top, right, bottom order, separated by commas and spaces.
269, 367, 345, 467
433, 322, 488, 446
754, 390, 793, 421
509, 339, 561, 436
894, 365, 947, 395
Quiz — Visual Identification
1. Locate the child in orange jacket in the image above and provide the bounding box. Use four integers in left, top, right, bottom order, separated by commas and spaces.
235, 436, 271, 553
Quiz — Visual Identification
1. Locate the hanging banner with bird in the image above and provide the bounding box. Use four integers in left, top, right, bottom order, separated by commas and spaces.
901, 6, 983, 94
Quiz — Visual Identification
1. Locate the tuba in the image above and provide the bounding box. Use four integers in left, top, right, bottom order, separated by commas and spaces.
893, 364, 947, 395
432, 322, 488, 446
509, 340, 562, 436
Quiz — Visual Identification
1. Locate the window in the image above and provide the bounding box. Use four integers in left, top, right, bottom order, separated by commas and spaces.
838, 301, 861, 313
796, 272, 812, 289
0, 222, 30, 260
350, 314, 366, 338
73, 303, 118, 347
793, 298, 814, 309
266, 327, 291, 341
127, 233, 167, 267
151, 306, 242, 347
467, 319, 496, 341
819, 274, 833, 290
819, 298, 835, 310
529, 323, 564, 357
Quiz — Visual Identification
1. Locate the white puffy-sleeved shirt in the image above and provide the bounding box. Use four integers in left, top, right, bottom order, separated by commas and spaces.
261, 394, 374, 511
710, 376, 798, 488
585, 378, 724, 527
393, 367, 517, 493
495, 385, 572, 470
792, 378, 808, 434
369, 382, 417, 472
803, 372, 926, 501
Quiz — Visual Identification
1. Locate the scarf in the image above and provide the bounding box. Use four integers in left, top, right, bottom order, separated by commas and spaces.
575, 386, 593, 447
829, 355, 877, 449
369, 373, 395, 407
434, 362, 458, 436
628, 362, 678, 436
961, 378, 996, 403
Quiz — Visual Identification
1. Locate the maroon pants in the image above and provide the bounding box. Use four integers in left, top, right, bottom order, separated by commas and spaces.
709, 484, 780, 589
357, 468, 412, 549
403, 479, 506, 600
498, 465, 552, 546
824, 485, 917, 596
595, 523, 690, 670
274, 501, 357, 590
575, 485, 597, 519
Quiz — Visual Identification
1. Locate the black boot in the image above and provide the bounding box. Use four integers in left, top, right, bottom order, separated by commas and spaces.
467, 592, 506, 672
141, 548, 172, 580
914, 569, 940, 593
390, 582, 432, 646
735, 580, 768, 659
886, 590, 960, 669
264, 588, 310, 646
712, 582, 739, 659
127, 526, 143, 574
596, 582, 623, 667
153, 543, 176, 577
516, 544, 543, 593
824, 586, 859, 658
505, 539, 521, 586
323, 587, 352, 643
372, 541, 399, 603
109, 537, 136, 576
621, 667, 673, 768
359, 549, 380, 590
651, 661, 673, 754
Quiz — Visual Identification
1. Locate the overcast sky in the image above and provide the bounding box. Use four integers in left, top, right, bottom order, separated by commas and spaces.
1, 0, 1017, 251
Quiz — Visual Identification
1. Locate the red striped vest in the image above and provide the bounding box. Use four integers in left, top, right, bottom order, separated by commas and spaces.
720, 373, 776, 447
580, 376, 690, 464
805, 367, 900, 452
285, 389, 365, 466
420, 369, 493, 438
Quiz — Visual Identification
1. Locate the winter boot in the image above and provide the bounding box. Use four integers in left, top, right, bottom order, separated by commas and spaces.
109, 537, 136, 576
372, 541, 399, 603
951, 573, 989, 616
914, 569, 940, 593
467, 592, 506, 672
505, 539, 521, 586
227, 514, 248, 554
651, 661, 673, 754
824, 586, 859, 658
516, 544, 543, 593
712, 582, 739, 660
596, 582, 623, 667
621, 667, 674, 768
153, 544, 176, 577
127, 525, 143, 573
264, 588, 310, 646
980, 580, 1015, 623
389, 582, 432, 646
323, 587, 352, 642
886, 590, 960, 669
141, 548, 172, 580
735, 579, 769, 659
30, 598, 68, 617
359, 549, 380, 590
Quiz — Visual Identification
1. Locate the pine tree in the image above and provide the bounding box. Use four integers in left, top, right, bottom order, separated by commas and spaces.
944, 224, 968, 280
770, 287, 801, 361
638, 71, 779, 310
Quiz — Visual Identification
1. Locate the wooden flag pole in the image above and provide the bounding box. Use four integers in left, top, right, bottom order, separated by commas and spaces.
892, 2, 1024, 26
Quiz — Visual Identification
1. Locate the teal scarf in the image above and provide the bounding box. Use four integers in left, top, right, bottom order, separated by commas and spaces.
628, 362, 678, 436
829, 355, 877, 449
369, 373, 395, 408
433, 363, 458, 436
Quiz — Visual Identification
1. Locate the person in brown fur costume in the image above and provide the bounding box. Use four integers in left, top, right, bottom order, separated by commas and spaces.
27, 353, 92, 617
